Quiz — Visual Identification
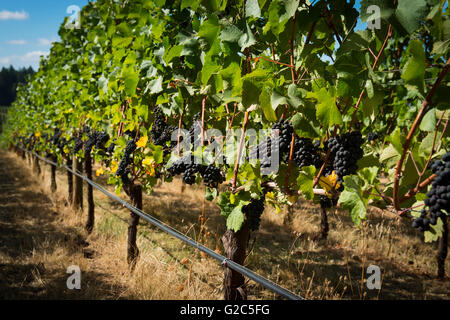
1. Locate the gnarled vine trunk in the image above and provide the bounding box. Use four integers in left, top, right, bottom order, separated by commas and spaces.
320, 207, 329, 240
85, 152, 94, 233
437, 216, 448, 279
66, 157, 73, 204
221, 222, 250, 300
127, 184, 142, 270
50, 156, 57, 192
72, 157, 83, 212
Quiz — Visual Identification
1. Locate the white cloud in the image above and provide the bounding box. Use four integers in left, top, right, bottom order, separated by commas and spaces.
0, 10, 29, 21
20, 51, 49, 62
0, 51, 48, 69
6, 39, 27, 45
0, 57, 11, 64
38, 38, 51, 46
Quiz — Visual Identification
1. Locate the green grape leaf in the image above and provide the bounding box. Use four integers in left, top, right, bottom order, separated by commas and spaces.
297, 165, 316, 200
396, 0, 429, 34
401, 40, 426, 93
419, 108, 436, 132
338, 175, 368, 227
245, 0, 261, 18
424, 217, 443, 243
307, 88, 343, 127
259, 87, 278, 122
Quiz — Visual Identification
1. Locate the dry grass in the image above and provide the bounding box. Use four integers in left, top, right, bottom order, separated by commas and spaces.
1, 150, 449, 300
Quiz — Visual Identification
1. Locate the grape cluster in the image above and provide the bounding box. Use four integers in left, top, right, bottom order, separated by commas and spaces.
243, 194, 266, 231
50, 129, 62, 146
151, 107, 176, 146
106, 140, 116, 155
293, 138, 321, 169
272, 119, 294, 157
116, 139, 137, 184
201, 164, 225, 187
95, 131, 110, 150
413, 152, 450, 231
84, 131, 98, 154
327, 131, 364, 181
367, 132, 379, 142
167, 154, 224, 186
73, 135, 83, 154
49, 129, 70, 153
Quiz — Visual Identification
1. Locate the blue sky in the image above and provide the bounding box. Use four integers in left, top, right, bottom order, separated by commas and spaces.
0, 0, 90, 70
0, 0, 364, 70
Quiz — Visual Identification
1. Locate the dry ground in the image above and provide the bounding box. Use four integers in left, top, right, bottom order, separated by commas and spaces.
0, 150, 449, 299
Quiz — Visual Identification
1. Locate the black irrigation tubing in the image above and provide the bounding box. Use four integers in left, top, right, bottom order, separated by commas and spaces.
17, 146, 305, 301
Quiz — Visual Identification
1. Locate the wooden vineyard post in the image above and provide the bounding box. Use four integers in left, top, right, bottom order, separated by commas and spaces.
66, 157, 73, 204
221, 222, 251, 300
84, 152, 94, 233
127, 184, 142, 270
437, 216, 448, 279
50, 155, 57, 193
72, 156, 83, 212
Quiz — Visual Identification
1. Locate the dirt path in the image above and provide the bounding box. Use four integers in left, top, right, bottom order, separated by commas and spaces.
0, 151, 129, 299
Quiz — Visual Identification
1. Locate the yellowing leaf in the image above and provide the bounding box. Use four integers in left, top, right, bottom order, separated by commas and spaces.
230, 193, 236, 205
96, 167, 105, 176
265, 191, 276, 201
34, 132, 41, 138
142, 157, 154, 167
146, 166, 156, 177
319, 171, 340, 198
110, 160, 119, 174
136, 135, 148, 148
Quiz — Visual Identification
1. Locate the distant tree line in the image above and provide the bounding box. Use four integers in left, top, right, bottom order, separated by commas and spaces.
0, 66, 35, 106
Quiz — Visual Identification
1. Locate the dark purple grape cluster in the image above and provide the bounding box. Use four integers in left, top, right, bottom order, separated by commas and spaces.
73, 133, 83, 154
151, 107, 176, 147
327, 131, 364, 181
413, 152, 450, 231
50, 129, 62, 146
201, 164, 224, 187
84, 131, 98, 154
49, 128, 70, 153
272, 119, 294, 157
167, 154, 224, 186
106, 140, 116, 155
367, 132, 379, 141
293, 138, 321, 169
95, 132, 110, 150
243, 194, 266, 231
116, 139, 137, 184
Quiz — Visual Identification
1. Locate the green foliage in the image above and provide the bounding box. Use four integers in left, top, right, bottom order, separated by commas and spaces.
2, 0, 449, 239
